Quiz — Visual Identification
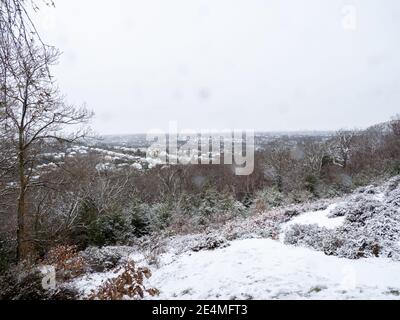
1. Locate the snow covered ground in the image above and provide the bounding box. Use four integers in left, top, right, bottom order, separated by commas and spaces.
68, 177, 400, 300
283, 204, 345, 230
279, 203, 345, 242
72, 235, 400, 300
145, 238, 400, 300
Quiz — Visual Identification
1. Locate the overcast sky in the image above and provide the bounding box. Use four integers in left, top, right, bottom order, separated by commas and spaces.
34, 0, 400, 134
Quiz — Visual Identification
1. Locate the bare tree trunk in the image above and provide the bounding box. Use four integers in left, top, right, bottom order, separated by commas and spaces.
16, 132, 33, 261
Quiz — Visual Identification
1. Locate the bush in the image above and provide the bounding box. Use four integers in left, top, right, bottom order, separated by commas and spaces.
149, 202, 173, 229
0, 263, 50, 300
389, 160, 400, 175
88, 213, 132, 247
252, 187, 285, 212
287, 189, 314, 204
198, 189, 223, 217
42, 245, 86, 281
80, 246, 132, 273
88, 261, 159, 300
0, 249, 81, 300
0, 237, 15, 274
191, 235, 229, 252
284, 224, 327, 250
304, 174, 318, 195
284, 177, 400, 260
128, 202, 151, 237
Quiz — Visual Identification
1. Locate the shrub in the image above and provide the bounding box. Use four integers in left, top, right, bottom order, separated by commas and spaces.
0, 263, 50, 300
253, 187, 285, 212
80, 246, 131, 273
151, 202, 173, 228
284, 224, 328, 250
287, 189, 314, 204
0, 237, 15, 274
88, 213, 132, 247
304, 174, 318, 195
128, 203, 151, 237
284, 178, 400, 260
88, 261, 159, 300
191, 235, 229, 252
42, 245, 86, 281
389, 160, 400, 175
198, 189, 222, 217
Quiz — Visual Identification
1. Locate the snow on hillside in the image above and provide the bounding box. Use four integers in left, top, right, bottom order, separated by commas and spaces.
145, 239, 400, 300
280, 204, 345, 236
283, 176, 400, 260
67, 176, 400, 300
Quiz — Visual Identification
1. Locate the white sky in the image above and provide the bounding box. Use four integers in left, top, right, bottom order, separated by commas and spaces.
34, 0, 400, 134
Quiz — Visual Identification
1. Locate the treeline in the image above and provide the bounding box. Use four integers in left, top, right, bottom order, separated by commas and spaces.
1, 117, 400, 272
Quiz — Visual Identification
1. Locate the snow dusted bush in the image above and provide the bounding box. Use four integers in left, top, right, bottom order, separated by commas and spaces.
284, 224, 326, 249
80, 246, 133, 273
88, 213, 133, 247
284, 224, 382, 259
222, 210, 283, 241
341, 199, 383, 224
191, 235, 229, 252
284, 176, 400, 260
194, 189, 247, 220
287, 189, 314, 204
252, 187, 285, 212
129, 203, 151, 237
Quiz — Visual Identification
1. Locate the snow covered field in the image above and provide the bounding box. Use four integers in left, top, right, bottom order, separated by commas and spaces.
145, 238, 400, 300
68, 176, 400, 300
73, 234, 400, 300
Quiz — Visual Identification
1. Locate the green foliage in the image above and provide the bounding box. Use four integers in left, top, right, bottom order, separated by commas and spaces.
195, 188, 246, 218
0, 238, 15, 274
148, 202, 174, 230
304, 174, 318, 195
198, 189, 222, 217
389, 161, 400, 175
254, 187, 285, 208
69, 199, 99, 248
88, 213, 131, 247
321, 155, 334, 167
128, 202, 150, 237
287, 189, 314, 204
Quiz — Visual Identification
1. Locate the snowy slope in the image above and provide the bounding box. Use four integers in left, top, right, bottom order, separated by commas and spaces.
279, 203, 345, 243
145, 238, 400, 300
283, 204, 345, 230
68, 176, 400, 300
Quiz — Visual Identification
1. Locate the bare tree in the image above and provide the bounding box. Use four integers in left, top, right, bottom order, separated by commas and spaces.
329, 130, 358, 169
264, 141, 294, 192
390, 114, 400, 137
300, 138, 327, 176
1, 1, 93, 260
386, 115, 400, 162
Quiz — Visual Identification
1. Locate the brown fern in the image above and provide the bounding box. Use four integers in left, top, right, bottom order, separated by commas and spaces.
88, 262, 159, 300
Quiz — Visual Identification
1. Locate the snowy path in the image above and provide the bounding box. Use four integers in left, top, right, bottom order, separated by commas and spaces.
146, 239, 400, 300
278, 203, 345, 242
283, 204, 345, 230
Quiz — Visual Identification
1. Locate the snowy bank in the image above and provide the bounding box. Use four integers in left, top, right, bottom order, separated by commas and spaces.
146, 239, 400, 300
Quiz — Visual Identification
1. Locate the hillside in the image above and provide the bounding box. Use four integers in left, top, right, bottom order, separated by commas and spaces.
62, 175, 400, 300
